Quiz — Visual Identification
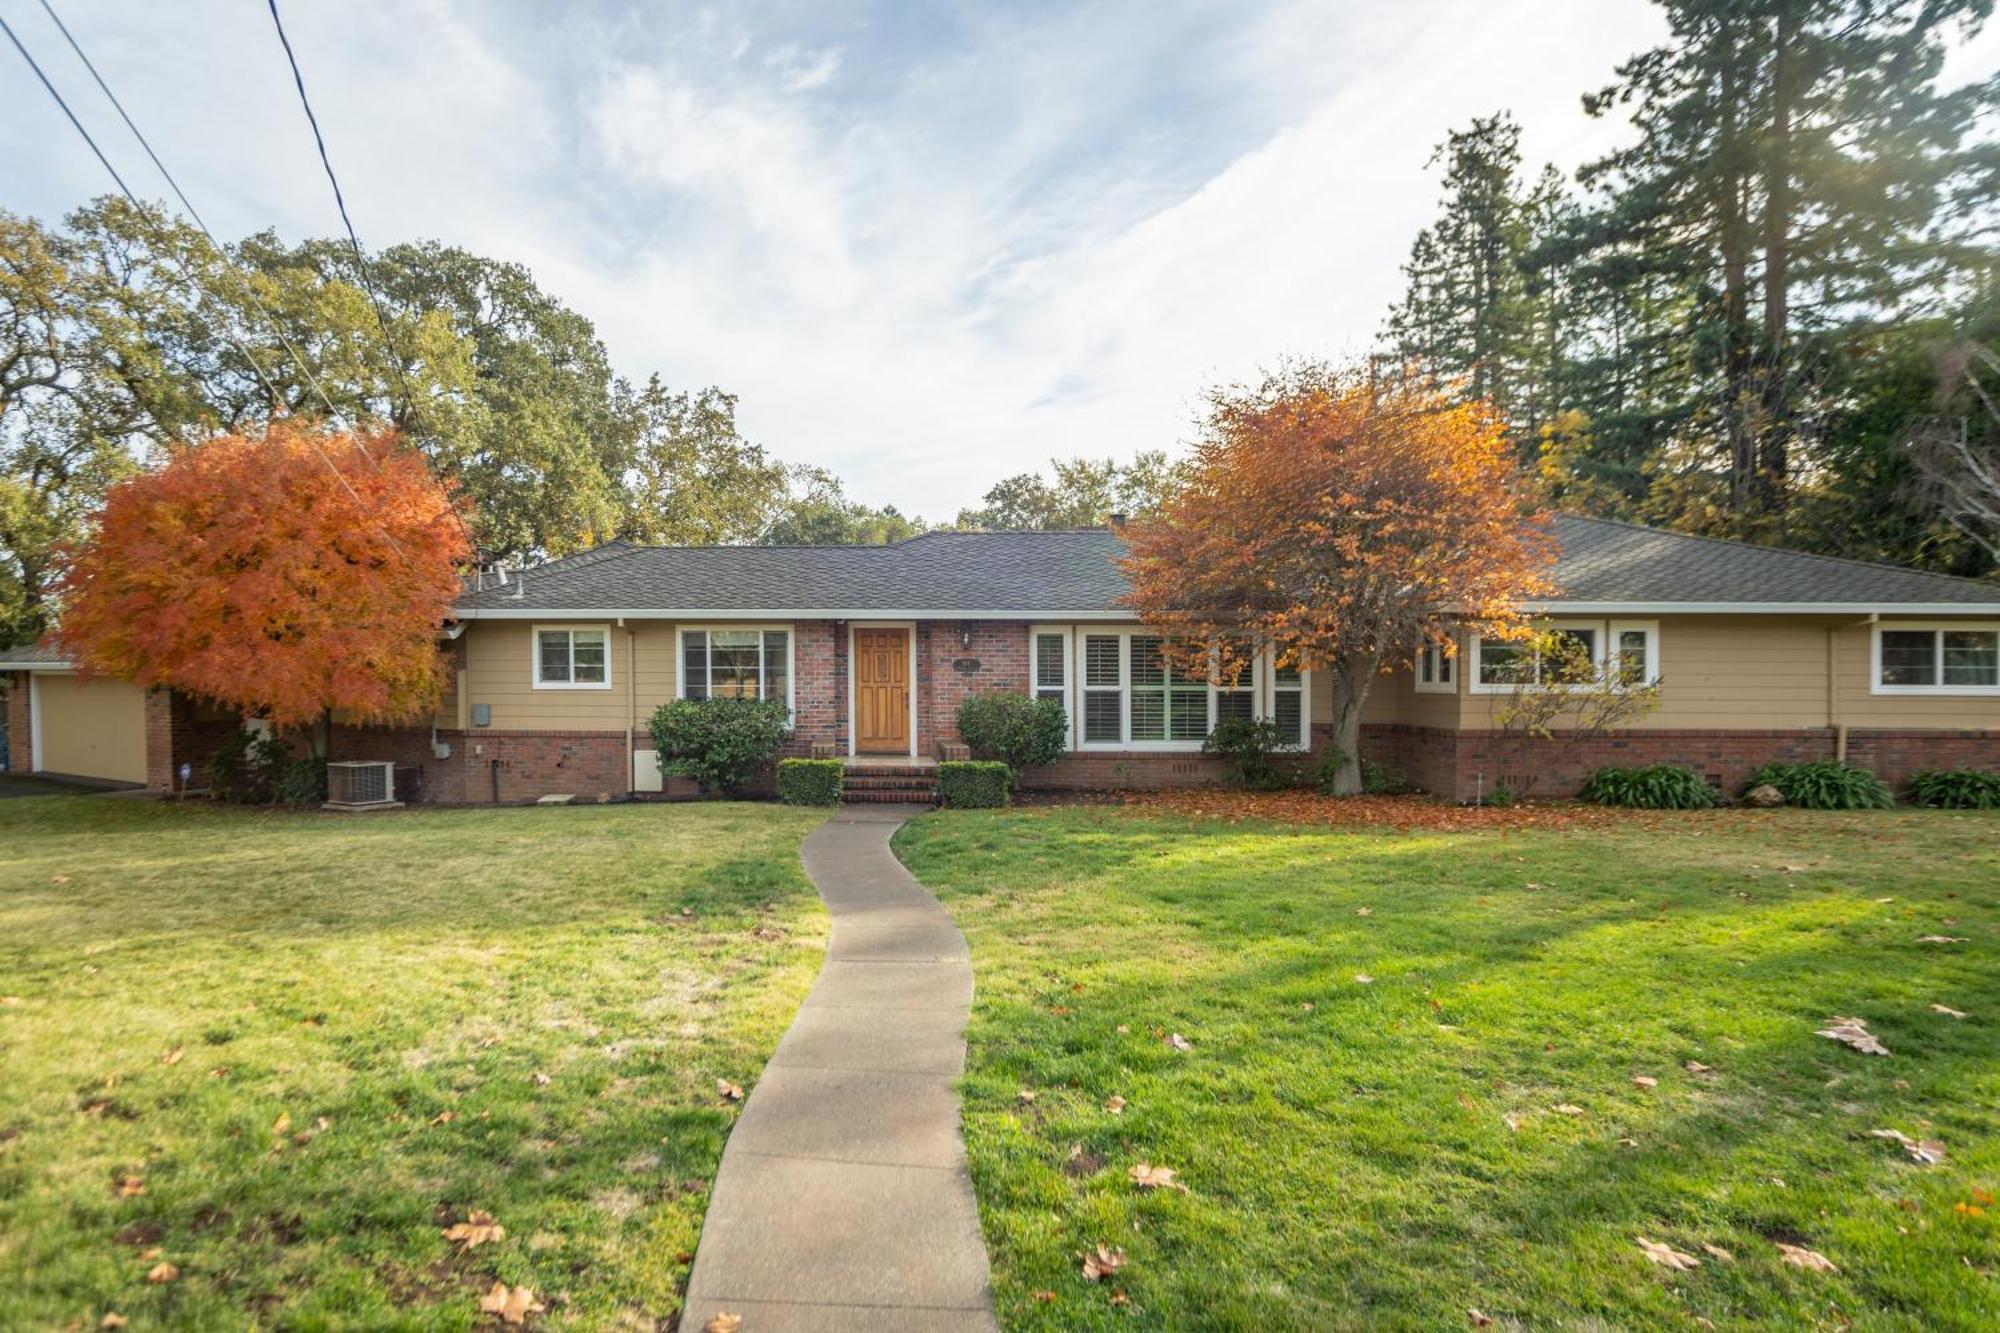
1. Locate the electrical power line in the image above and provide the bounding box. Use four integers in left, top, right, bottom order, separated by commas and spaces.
0, 5, 398, 552
32, 0, 360, 443
262, 0, 480, 556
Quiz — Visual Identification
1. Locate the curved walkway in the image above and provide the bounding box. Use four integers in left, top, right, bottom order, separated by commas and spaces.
682, 805, 999, 1332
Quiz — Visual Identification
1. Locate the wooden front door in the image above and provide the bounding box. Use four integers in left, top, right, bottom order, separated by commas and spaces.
854, 628, 910, 754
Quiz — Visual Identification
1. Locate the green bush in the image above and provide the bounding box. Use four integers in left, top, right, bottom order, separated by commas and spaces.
938, 760, 1010, 808
777, 758, 844, 806
956, 694, 1067, 772
274, 754, 329, 807
1312, 747, 1354, 795
1580, 762, 1717, 809
649, 698, 791, 795
208, 731, 326, 806
1202, 717, 1294, 790
1745, 759, 1893, 810
1905, 768, 2000, 809
1360, 757, 1416, 795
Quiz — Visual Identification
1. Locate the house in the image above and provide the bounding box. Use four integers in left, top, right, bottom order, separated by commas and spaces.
5, 516, 1998, 801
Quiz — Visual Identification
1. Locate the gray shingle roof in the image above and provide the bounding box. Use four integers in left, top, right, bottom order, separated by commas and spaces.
0, 641, 67, 665
454, 517, 1999, 618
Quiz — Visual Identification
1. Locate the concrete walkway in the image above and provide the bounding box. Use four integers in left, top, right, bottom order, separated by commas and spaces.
682, 806, 998, 1332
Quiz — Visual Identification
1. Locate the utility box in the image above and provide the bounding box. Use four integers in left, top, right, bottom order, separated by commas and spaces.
471, 703, 491, 727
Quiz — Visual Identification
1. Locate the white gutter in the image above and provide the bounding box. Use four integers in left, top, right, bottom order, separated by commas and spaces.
1522, 601, 2000, 615
453, 607, 1144, 621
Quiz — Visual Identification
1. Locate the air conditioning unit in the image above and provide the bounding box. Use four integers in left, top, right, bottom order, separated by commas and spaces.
325, 760, 401, 811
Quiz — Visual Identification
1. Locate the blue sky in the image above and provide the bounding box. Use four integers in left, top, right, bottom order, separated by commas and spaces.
5, 1, 1994, 518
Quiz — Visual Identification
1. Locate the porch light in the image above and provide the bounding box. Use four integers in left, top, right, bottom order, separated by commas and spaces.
959, 621, 973, 648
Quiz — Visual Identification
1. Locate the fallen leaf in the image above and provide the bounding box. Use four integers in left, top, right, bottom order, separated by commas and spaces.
1165, 1033, 1192, 1051
1552, 1104, 1586, 1117
702, 1315, 741, 1333
479, 1282, 544, 1325
160, 1047, 185, 1067
100, 1315, 127, 1330
1685, 1060, 1713, 1075
1917, 935, 1968, 944
1018, 1089, 1037, 1104
1081, 1243, 1127, 1281
1103, 1095, 1126, 1115
0, 996, 19, 1006
717, 1080, 744, 1103
1109, 1289, 1130, 1306
1356, 907, 1372, 917
1776, 1242, 1837, 1272
271, 1112, 291, 1135
115, 1175, 144, 1198
1469, 1310, 1495, 1329
51, 874, 70, 884
1817, 1017, 1890, 1056
1636, 1237, 1700, 1270
1930, 1004, 1969, 1019
1354, 973, 1374, 985
1128, 1163, 1188, 1192
1115, 1024, 1130, 1034
1868, 1130, 1947, 1165
1701, 1243, 1734, 1262
531, 1072, 552, 1087
441, 1210, 505, 1248
679, 906, 694, 918
1503, 1112, 1527, 1132
1032, 1290, 1056, 1303
430, 1110, 456, 1125
145, 1262, 178, 1284
1631, 1075, 1658, 1090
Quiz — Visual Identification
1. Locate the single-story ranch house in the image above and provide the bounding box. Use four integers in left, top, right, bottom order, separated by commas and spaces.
5, 515, 1998, 802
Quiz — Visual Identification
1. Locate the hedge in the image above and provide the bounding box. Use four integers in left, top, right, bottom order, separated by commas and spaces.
938, 760, 1010, 808
777, 758, 845, 806
956, 693, 1067, 771
648, 697, 791, 795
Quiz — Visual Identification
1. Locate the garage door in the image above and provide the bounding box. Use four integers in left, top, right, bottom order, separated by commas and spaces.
33, 674, 147, 785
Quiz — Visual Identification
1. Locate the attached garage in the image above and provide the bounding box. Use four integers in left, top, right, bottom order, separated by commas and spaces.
30, 673, 148, 785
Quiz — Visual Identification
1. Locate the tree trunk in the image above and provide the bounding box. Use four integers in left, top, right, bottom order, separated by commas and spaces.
1328, 651, 1381, 796
1718, 40, 1757, 511
1755, 1, 1799, 513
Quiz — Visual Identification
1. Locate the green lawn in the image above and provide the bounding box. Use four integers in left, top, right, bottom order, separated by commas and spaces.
0, 797, 827, 1331
895, 805, 2000, 1332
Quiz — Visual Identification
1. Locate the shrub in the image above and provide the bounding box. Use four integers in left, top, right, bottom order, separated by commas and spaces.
938, 760, 1010, 808
1745, 759, 1893, 810
274, 754, 329, 807
777, 758, 844, 806
1312, 747, 1354, 795
1905, 768, 2000, 809
208, 731, 326, 806
956, 694, 1067, 772
649, 698, 791, 795
1580, 762, 1716, 809
1360, 758, 1416, 796
1202, 717, 1293, 790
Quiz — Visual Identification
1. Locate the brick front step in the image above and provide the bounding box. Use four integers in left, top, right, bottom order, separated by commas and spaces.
841, 787, 937, 804
844, 773, 940, 790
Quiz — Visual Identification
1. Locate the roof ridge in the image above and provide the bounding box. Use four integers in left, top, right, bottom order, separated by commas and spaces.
1557, 512, 1999, 592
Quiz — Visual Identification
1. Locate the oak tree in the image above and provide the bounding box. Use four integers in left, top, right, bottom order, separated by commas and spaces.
56, 421, 470, 736
1121, 364, 1555, 793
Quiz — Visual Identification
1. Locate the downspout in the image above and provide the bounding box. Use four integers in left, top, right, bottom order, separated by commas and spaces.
1830, 614, 1877, 763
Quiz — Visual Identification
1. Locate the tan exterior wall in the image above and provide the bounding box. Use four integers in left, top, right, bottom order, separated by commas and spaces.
33, 673, 148, 783
1350, 614, 2000, 735
459, 619, 679, 732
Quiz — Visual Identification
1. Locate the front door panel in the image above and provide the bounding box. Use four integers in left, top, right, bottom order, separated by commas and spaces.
854, 629, 910, 753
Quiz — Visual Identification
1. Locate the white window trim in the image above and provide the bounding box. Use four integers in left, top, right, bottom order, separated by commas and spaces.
1030, 624, 1075, 748
1870, 621, 2000, 696
531, 623, 613, 690
677, 624, 799, 719
1608, 619, 1661, 689
1070, 628, 1310, 752
1415, 640, 1458, 694
1468, 620, 1632, 694
845, 621, 916, 758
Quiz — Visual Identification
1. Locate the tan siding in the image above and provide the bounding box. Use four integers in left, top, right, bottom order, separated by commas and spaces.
1354, 662, 1463, 728
461, 620, 679, 732
35, 674, 147, 783
1839, 616, 2000, 729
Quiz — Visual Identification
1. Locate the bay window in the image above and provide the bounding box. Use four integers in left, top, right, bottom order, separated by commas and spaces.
679, 627, 793, 713
1874, 625, 2000, 694
533, 625, 611, 689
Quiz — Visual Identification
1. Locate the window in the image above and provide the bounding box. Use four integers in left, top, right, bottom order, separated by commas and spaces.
680, 628, 793, 712
1470, 621, 1657, 693
1031, 627, 1070, 722
1416, 642, 1457, 693
1874, 625, 2000, 694
1608, 620, 1659, 687
533, 625, 611, 689
1071, 630, 1309, 749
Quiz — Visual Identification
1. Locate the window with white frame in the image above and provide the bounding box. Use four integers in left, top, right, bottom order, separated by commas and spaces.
1470, 621, 1658, 692
1874, 624, 2000, 693
1073, 629, 1308, 749
534, 625, 611, 689
1031, 628, 1070, 719
1416, 642, 1457, 693
679, 628, 793, 712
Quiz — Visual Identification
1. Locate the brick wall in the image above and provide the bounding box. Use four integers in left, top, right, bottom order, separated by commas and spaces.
3, 672, 28, 772
923, 620, 1031, 756
786, 620, 845, 758
145, 691, 248, 793
1362, 723, 2000, 803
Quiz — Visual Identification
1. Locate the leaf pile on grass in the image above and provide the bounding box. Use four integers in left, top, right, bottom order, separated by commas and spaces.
1112, 788, 1660, 831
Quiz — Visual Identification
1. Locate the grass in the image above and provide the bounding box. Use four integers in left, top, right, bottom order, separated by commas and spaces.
0, 796, 828, 1331
894, 804, 2000, 1331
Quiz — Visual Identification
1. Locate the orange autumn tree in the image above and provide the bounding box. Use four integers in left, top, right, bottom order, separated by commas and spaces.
57, 421, 472, 743
1121, 363, 1556, 794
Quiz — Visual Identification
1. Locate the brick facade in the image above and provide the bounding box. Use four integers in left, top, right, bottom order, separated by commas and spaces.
1363, 723, 2000, 803
3, 672, 28, 772
922, 620, 1032, 756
